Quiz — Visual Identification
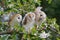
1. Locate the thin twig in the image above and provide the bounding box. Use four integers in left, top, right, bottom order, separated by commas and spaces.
0, 30, 24, 35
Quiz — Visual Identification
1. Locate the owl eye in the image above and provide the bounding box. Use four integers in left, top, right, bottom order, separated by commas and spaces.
40, 15, 42, 16
18, 17, 20, 19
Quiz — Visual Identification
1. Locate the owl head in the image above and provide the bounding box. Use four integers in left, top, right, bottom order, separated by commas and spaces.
14, 14, 22, 23
34, 6, 46, 22
39, 11, 46, 22
8, 14, 22, 26
34, 6, 46, 28
22, 12, 35, 25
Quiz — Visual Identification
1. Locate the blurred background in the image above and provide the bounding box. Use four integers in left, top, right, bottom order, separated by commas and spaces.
41, 0, 60, 25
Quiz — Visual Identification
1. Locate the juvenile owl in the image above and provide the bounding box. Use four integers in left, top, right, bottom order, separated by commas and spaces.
34, 7, 46, 28
22, 12, 35, 33
8, 14, 22, 30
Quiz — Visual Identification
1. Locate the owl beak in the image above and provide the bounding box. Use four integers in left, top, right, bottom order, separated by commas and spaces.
40, 18, 42, 20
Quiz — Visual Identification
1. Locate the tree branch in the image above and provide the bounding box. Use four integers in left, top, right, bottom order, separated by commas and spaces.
0, 30, 24, 35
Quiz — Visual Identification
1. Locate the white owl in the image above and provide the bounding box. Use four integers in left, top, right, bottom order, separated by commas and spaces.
22, 12, 35, 33
8, 14, 22, 30
34, 7, 46, 28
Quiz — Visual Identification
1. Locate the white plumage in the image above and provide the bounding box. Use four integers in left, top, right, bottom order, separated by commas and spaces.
34, 7, 46, 28
8, 14, 22, 30
22, 12, 35, 33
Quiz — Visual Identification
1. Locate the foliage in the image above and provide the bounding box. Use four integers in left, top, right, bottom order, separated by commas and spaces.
41, 0, 60, 25
0, 0, 60, 40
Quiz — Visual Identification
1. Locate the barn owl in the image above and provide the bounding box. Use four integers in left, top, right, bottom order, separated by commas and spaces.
34, 7, 46, 28
8, 14, 22, 31
22, 12, 35, 33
